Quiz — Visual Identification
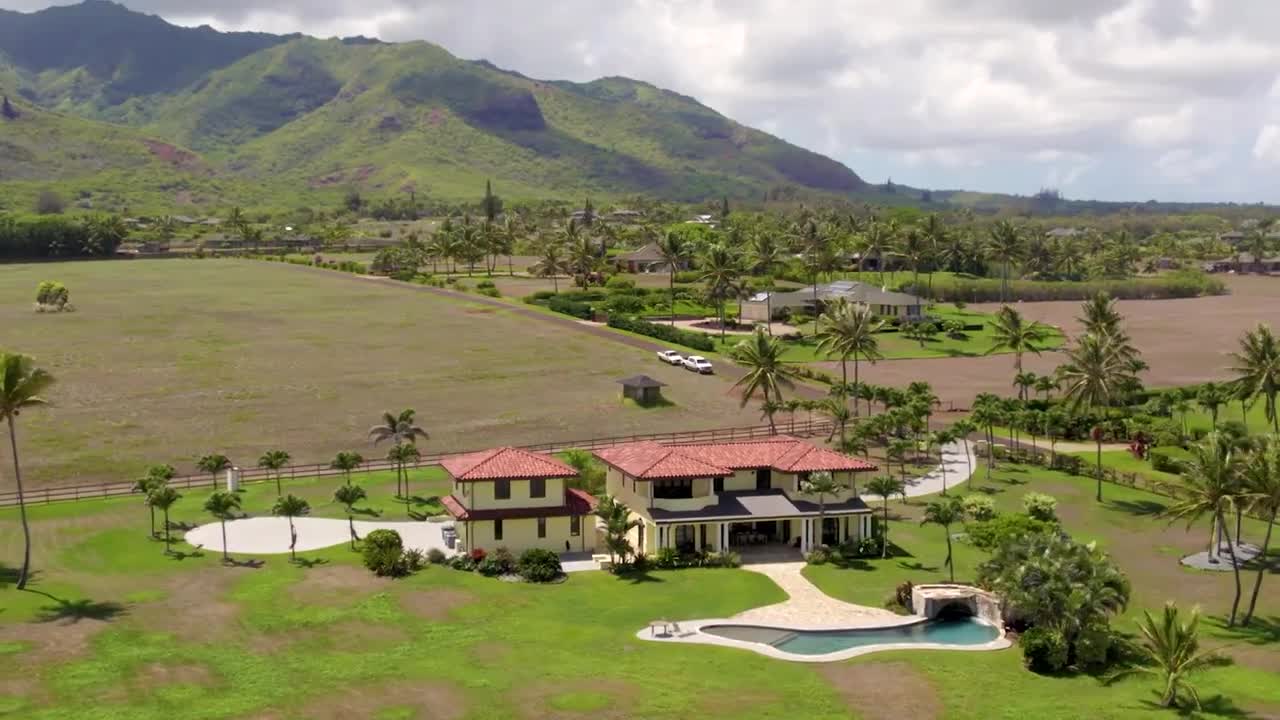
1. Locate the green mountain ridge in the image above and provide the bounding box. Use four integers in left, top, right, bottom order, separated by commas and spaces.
0, 1, 867, 212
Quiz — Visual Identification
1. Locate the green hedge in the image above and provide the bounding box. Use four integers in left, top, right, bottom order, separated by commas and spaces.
0, 215, 118, 259
607, 315, 715, 351
549, 295, 594, 319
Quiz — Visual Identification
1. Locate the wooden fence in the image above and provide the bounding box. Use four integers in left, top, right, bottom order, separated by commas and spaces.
0, 420, 835, 508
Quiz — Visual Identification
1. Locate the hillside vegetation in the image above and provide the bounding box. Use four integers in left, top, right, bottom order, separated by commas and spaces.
0, 1, 866, 212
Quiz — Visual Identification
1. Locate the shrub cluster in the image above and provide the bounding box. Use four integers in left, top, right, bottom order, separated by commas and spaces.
516, 548, 563, 582
34, 280, 73, 312
606, 316, 715, 351
361, 529, 411, 577
0, 215, 119, 259
445, 546, 567, 582
652, 547, 743, 569
1022, 492, 1059, 522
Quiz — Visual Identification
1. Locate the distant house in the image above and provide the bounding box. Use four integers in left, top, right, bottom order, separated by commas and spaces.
615, 243, 686, 274
617, 375, 667, 405
1219, 231, 1247, 247
606, 209, 643, 222
687, 214, 716, 227
1203, 253, 1280, 274
740, 280, 923, 323
440, 447, 598, 555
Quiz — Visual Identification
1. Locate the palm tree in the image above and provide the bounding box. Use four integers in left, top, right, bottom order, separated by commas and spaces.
657, 230, 691, 326
1057, 332, 1136, 502
747, 231, 784, 333
1078, 292, 1123, 336
1165, 433, 1245, 625
1034, 374, 1059, 400
815, 300, 883, 416
821, 397, 854, 447
1011, 371, 1038, 402
196, 454, 231, 489
531, 238, 568, 293
593, 495, 641, 566
921, 497, 965, 582
272, 494, 311, 562
136, 464, 175, 538
988, 305, 1048, 376
387, 443, 421, 510
1241, 435, 1280, 625
698, 243, 742, 340
370, 409, 428, 494
802, 471, 846, 547
0, 352, 53, 589
500, 214, 522, 276
203, 491, 241, 563
859, 220, 894, 286
1230, 324, 1280, 433
970, 398, 1004, 485
887, 438, 914, 486
330, 451, 364, 486
1196, 382, 1232, 431
731, 329, 797, 433
146, 485, 182, 555
333, 484, 368, 550
257, 449, 291, 497
1106, 603, 1220, 710
950, 419, 977, 479
566, 221, 601, 288
865, 475, 903, 559
986, 220, 1023, 302
930, 429, 957, 495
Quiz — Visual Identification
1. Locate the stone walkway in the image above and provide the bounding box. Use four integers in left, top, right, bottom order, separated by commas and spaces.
900, 441, 975, 498
733, 561, 901, 628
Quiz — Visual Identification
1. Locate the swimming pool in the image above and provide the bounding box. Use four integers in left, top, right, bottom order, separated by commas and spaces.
702, 617, 1000, 656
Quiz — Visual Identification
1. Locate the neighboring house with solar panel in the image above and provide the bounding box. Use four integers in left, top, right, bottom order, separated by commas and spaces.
740, 280, 923, 323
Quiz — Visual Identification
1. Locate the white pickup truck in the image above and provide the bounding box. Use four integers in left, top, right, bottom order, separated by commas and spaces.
682, 355, 714, 374
656, 350, 684, 365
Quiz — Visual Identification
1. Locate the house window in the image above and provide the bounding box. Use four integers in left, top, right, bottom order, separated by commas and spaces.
495, 479, 510, 500
537, 517, 547, 538
713, 477, 724, 493
570, 515, 581, 536
653, 479, 693, 499
530, 478, 546, 498
494, 518, 504, 541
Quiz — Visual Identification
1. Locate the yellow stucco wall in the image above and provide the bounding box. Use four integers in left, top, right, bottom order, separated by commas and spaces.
454, 477, 568, 511
459, 515, 595, 554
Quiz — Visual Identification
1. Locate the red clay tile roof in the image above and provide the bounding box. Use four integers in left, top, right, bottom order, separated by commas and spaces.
594, 441, 732, 479
596, 435, 875, 478
441, 446, 579, 482
441, 488, 597, 521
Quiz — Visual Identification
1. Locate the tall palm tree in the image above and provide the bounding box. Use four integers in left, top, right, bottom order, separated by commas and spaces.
865, 475, 903, 558
273, 494, 311, 562
896, 225, 930, 306
988, 305, 1048, 376
531, 238, 567, 293
821, 397, 854, 446
196, 454, 231, 489
136, 464, 175, 538
0, 352, 53, 589
802, 471, 846, 547
566, 221, 601, 288
986, 220, 1023, 303
1195, 382, 1232, 431
500, 214, 522, 276
203, 491, 241, 563
1034, 374, 1059, 399
593, 495, 641, 566
1230, 323, 1280, 433
657, 230, 691, 326
970, 396, 1005, 485
370, 409, 428, 495
921, 497, 965, 582
930, 429, 958, 495
1165, 433, 1245, 625
330, 451, 364, 486
815, 300, 883, 416
1057, 332, 1136, 502
1241, 435, 1280, 625
387, 443, 421, 510
730, 329, 797, 433
1078, 292, 1123, 336
333, 483, 368, 550
1012, 371, 1039, 402
257, 449, 291, 497
146, 485, 182, 555
859, 220, 894, 286
698, 243, 742, 340
746, 231, 784, 333
950, 419, 977, 479
1106, 603, 1220, 710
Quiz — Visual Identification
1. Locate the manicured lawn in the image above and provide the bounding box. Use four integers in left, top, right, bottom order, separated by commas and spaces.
0, 259, 762, 487
1063, 449, 1184, 486
4, 458, 1278, 718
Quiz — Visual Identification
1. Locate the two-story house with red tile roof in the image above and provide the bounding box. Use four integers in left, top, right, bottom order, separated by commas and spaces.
594, 435, 876, 556
440, 447, 598, 555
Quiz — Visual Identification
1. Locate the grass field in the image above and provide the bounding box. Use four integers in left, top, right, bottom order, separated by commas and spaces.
2, 459, 1277, 719
0, 259, 762, 488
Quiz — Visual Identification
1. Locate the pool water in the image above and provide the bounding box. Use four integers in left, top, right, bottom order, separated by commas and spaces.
702, 617, 999, 656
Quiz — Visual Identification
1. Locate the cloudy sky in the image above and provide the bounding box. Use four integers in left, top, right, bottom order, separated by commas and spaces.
8, 0, 1280, 203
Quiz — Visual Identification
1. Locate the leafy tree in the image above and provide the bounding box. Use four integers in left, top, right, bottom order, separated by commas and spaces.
988, 305, 1048, 378
1241, 435, 1280, 625
530, 237, 568, 293
1106, 603, 1220, 710
921, 497, 965, 582
815, 299, 883, 416
730, 328, 797, 433
1230, 323, 1280, 433
1057, 332, 1137, 501
1195, 382, 1232, 430
0, 352, 54, 589
330, 451, 364, 486
986, 220, 1023, 302
257, 449, 291, 497
657, 229, 692, 326
334, 483, 368, 550
196, 454, 231, 488
698, 243, 742, 340
481, 179, 502, 222
146, 485, 182, 555
136, 464, 175, 538
203, 491, 242, 563
865, 475, 903, 558
593, 495, 641, 567
802, 471, 846, 546
272, 494, 311, 562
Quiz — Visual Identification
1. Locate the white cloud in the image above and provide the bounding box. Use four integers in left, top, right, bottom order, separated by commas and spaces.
1253, 125, 1280, 165
1154, 148, 1224, 183
1128, 105, 1195, 147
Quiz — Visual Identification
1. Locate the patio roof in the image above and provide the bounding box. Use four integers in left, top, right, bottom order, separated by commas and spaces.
648, 489, 870, 523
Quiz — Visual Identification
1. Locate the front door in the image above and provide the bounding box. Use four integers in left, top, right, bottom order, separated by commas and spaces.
756, 468, 772, 490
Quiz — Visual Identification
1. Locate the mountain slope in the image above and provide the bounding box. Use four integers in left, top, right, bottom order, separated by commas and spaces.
0, 1, 868, 209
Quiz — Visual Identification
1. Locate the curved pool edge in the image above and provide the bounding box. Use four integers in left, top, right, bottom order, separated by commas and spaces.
635, 617, 1011, 663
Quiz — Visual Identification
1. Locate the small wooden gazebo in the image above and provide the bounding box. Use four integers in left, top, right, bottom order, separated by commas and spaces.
617, 375, 667, 405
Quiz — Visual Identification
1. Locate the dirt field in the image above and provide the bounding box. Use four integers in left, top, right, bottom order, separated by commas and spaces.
826, 274, 1280, 406
0, 259, 758, 487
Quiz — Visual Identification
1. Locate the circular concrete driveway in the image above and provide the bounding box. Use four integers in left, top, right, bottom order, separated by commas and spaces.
184, 517, 451, 555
